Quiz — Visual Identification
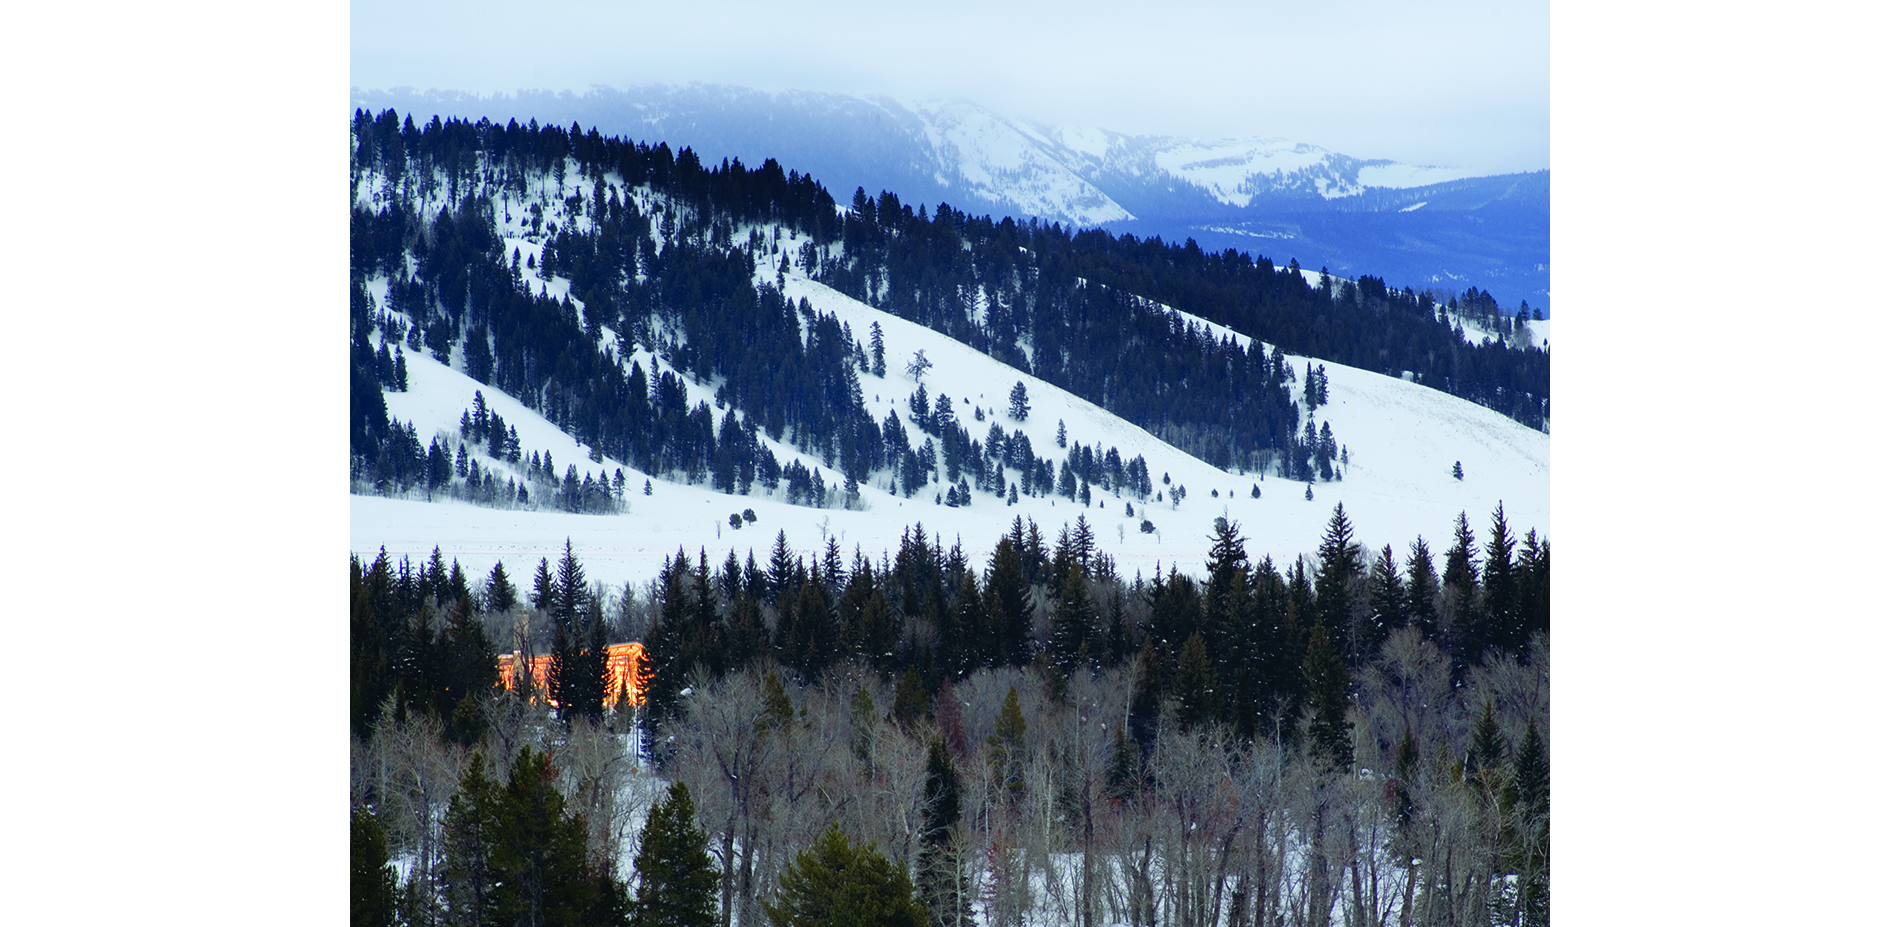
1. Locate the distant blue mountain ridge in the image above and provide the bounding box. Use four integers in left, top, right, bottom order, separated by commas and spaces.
350, 84, 1550, 314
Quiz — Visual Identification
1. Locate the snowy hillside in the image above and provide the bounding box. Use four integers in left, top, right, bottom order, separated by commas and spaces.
905, 100, 1134, 225
352, 158, 1546, 594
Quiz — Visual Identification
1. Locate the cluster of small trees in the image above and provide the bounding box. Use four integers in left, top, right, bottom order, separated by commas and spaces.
350, 546, 499, 743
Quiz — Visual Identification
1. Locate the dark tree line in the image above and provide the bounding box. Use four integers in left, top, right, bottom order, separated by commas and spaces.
628, 503, 1548, 767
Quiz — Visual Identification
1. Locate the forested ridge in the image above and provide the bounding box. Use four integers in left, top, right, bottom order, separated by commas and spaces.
349, 108, 1547, 510
353, 504, 1549, 927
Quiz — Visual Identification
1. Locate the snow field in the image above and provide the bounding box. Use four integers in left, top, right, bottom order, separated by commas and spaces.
356, 171, 1547, 598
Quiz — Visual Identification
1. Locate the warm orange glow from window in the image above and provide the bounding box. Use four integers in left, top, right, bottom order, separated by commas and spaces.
496, 641, 646, 708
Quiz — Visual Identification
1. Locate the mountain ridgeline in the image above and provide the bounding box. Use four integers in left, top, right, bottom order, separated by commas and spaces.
349, 109, 1546, 507
349, 85, 1553, 310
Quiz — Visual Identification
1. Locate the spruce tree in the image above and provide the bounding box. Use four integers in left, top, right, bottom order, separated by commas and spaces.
1204, 517, 1248, 616
1480, 503, 1519, 655
1173, 632, 1217, 730
532, 557, 556, 612
351, 805, 400, 927
1515, 529, 1551, 650
1404, 537, 1440, 641
486, 561, 519, 614
1007, 381, 1029, 421
918, 737, 969, 927
1302, 625, 1352, 772
983, 538, 1031, 666
443, 759, 501, 927
763, 824, 927, 927
1314, 503, 1364, 658
1444, 512, 1483, 672
631, 782, 718, 927
1049, 565, 1097, 677
1367, 545, 1406, 647
767, 530, 797, 607
989, 687, 1028, 803
449, 748, 631, 927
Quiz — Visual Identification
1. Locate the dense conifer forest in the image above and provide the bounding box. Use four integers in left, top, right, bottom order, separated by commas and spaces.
353, 505, 1548, 927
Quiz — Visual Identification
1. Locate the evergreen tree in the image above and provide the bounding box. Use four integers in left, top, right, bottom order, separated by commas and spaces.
1480, 503, 1520, 655
1173, 632, 1218, 730
892, 666, 930, 729
486, 561, 519, 614
1403, 537, 1439, 640
983, 537, 1031, 666
631, 782, 719, 927
1314, 503, 1364, 657
1444, 512, 1482, 671
351, 805, 400, 927
532, 557, 556, 613
1049, 565, 1097, 676
1367, 544, 1406, 646
1204, 517, 1248, 616
917, 737, 970, 927
444, 759, 502, 927
447, 748, 632, 927
945, 571, 985, 676
1516, 529, 1551, 650
767, 530, 797, 607
763, 824, 927, 927
989, 687, 1028, 802
1007, 381, 1029, 421
554, 539, 589, 630
573, 596, 611, 724
1301, 625, 1352, 772
780, 576, 839, 680
870, 321, 887, 379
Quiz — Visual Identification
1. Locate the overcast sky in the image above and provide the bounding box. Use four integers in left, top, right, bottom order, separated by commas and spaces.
352, 0, 1547, 174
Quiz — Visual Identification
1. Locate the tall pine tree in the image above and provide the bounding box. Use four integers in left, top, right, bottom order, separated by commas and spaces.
631, 781, 718, 927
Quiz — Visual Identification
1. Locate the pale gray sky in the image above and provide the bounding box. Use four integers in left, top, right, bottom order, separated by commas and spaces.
352, 0, 1547, 174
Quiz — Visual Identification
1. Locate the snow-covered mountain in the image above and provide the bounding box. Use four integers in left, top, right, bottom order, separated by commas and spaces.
349, 84, 1550, 312
350, 148, 1547, 595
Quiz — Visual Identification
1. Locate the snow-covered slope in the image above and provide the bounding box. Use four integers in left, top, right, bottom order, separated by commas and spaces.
352, 167, 1547, 593
904, 100, 1134, 225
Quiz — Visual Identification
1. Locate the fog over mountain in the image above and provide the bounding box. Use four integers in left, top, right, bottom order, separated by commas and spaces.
351, 84, 1550, 312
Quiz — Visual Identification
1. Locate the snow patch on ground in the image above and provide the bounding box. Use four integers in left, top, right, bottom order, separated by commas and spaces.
1357, 162, 1488, 188
1149, 138, 1332, 207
